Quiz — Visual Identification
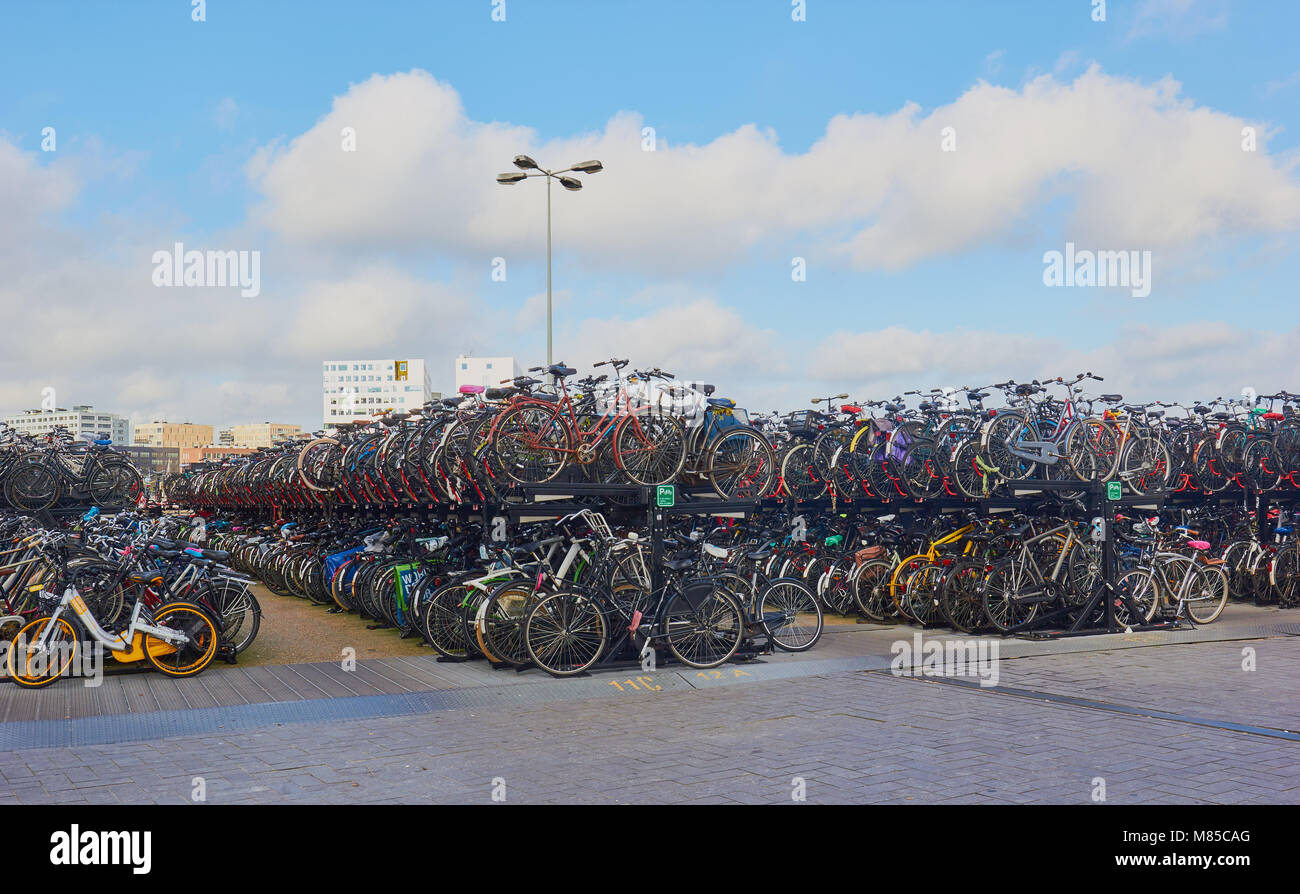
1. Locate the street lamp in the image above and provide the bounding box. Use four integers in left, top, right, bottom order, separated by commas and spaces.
496, 156, 603, 365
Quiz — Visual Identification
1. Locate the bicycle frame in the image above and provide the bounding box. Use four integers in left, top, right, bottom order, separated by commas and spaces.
28, 587, 189, 654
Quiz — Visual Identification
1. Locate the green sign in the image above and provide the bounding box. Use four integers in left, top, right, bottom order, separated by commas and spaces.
1106, 480, 1122, 501
656, 484, 676, 508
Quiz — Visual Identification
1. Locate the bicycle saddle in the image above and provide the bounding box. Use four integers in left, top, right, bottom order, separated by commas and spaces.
1187, 540, 1211, 550
664, 556, 697, 572
1100, 394, 1122, 402
458, 385, 485, 395
746, 547, 772, 560
707, 398, 736, 409
702, 384, 716, 396
126, 570, 164, 586
547, 365, 578, 378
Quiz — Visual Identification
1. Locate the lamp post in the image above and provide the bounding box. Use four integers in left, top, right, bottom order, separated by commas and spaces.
497, 155, 603, 366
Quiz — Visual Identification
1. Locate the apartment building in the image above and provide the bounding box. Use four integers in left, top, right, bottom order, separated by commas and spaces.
454, 355, 522, 390
228, 423, 305, 449
322, 358, 434, 427
2, 406, 132, 444
133, 421, 214, 449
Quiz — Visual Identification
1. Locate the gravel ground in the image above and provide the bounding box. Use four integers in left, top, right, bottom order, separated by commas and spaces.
232, 584, 432, 667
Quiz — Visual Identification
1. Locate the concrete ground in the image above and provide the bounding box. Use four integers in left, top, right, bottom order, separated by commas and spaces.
0, 598, 1296, 804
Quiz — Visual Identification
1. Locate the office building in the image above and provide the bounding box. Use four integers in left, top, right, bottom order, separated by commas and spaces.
322, 358, 434, 427
3, 406, 132, 444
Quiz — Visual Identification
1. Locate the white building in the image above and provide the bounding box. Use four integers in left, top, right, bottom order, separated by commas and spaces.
322, 359, 435, 428
3, 405, 132, 444
455, 355, 522, 390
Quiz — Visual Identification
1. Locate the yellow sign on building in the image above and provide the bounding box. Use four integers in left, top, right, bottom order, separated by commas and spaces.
394, 360, 408, 381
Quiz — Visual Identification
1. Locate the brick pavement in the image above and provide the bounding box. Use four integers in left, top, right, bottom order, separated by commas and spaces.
1, 633, 1298, 805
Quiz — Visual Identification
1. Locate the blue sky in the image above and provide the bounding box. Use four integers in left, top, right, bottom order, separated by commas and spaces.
2, 0, 1299, 429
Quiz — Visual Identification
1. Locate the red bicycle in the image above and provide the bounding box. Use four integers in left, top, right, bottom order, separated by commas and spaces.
489, 362, 687, 486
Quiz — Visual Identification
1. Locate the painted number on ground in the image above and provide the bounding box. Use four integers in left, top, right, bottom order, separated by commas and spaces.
608, 676, 661, 692
696, 669, 752, 680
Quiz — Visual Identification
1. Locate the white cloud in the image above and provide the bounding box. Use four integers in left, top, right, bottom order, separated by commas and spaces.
1129, 0, 1229, 40
564, 299, 784, 398
247, 68, 1300, 277
214, 97, 239, 130
808, 322, 1300, 406
5, 63, 1299, 430
1265, 69, 1300, 95
513, 289, 571, 334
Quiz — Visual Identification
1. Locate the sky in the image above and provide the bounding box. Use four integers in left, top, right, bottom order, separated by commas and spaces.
2, 0, 1299, 432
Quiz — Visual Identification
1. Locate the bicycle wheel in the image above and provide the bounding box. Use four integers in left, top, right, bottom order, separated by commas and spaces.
524, 589, 608, 677
614, 412, 687, 486
1271, 545, 1300, 608
87, 461, 143, 508
818, 559, 857, 615
206, 581, 262, 654
1244, 438, 1283, 492
6, 615, 78, 688
1066, 419, 1120, 481
706, 427, 777, 499
423, 583, 475, 658
982, 412, 1036, 480
981, 559, 1041, 632
853, 559, 895, 622
939, 561, 985, 633
662, 581, 744, 668
1220, 541, 1254, 597
1113, 568, 1159, 626
493, 405, 572, 483
779, 443, 828, 501
1117, 434, 1170, 496
4, 461, 61, 512
476, 579, 535, 668
1188, 563, 1229, 623
890, 556, 928, 621
951, 438, 996, 499
903, 563, 944, 626
143, 602, 220, 677
758, 578, 823, 652
900, 439, 944, 500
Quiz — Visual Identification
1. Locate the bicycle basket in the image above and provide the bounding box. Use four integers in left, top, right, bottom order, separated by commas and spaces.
786, 410, 821, 436
854, 546, 886, 566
